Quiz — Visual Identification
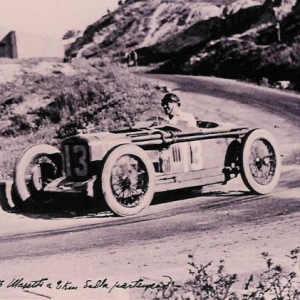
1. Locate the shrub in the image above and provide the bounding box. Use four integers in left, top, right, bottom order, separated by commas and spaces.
0, 60, 163, 179
150, 248, 300, 300
242, 249, 300, 300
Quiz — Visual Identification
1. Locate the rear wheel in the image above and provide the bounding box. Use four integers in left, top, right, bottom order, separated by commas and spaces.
240, 129, 281, 194
101, 144, 155, 216
13, 144, 62, 207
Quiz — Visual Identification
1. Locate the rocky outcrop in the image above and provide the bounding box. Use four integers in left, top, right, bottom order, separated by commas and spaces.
65, 0, 224, 60
64, 0, 300, 90
136, 0, 276, 65
152, 0, 300, 90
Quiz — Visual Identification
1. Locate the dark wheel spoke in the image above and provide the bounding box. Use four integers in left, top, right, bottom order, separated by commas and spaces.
248, 139, 277, 186
110, 154, 149, 208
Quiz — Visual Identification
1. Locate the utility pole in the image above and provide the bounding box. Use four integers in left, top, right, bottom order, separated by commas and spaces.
273, 0, 295, 43
276, 22, 281, 43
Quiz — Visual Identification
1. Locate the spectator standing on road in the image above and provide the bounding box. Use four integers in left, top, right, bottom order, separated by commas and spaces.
127, 50, 138, 67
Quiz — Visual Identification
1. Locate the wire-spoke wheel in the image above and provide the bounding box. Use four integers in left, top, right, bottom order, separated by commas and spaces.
240, 129, 281, 194
14, 144, 62, 207
101, 144, 155, 216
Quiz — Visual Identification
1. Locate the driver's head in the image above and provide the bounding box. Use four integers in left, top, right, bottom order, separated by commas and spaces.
161, 93, 181, 117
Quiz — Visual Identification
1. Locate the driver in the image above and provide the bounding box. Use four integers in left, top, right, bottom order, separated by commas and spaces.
161, 93, 197, 127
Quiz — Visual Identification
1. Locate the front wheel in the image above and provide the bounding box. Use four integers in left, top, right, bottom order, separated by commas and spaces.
100, 144, 155, 216
240, 129, 281, 194
13, 144, 62, 207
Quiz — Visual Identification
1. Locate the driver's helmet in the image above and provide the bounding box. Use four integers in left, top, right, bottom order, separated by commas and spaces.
161, 93, 181, 107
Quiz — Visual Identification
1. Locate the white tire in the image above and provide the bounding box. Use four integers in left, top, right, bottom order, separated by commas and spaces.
14, 144, 62, 206
240, 129, 281, 194
100, 144, 155, 216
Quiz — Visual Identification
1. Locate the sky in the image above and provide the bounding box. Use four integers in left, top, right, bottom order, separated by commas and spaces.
0, 0, 120, 39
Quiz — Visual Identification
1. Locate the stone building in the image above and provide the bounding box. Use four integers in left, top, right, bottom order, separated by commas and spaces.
0, 30, 17, 58
0, 29, 64, 59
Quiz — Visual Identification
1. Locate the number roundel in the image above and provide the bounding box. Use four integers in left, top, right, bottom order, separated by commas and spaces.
64, 143, 89, 178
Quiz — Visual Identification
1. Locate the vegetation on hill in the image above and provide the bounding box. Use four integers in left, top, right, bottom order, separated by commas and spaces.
155, 0, 300, 90
0, 58, 162, 180
64, 0, 300, 91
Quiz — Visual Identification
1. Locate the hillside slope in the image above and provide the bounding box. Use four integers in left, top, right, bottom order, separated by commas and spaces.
0, 58, 162, 179
65, 0, 300, 90
65, 0, 226, 60
156, 0, 300, 89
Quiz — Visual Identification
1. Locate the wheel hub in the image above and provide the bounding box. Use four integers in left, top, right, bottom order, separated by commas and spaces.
120, 177, 131, 191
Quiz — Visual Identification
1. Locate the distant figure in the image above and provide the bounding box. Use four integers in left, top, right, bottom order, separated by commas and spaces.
127, 50, 138, 67
161, 93, 197, 127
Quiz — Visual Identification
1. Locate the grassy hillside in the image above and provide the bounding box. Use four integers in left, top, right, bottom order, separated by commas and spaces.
0, 58, 162, 180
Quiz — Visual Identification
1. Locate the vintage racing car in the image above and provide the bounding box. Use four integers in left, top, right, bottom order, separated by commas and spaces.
13, 118, 281, 216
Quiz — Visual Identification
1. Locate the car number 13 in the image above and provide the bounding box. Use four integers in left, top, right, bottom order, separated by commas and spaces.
64, 144, 88, 177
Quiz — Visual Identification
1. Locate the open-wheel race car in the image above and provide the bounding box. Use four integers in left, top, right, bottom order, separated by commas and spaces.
13, 118, 281, 216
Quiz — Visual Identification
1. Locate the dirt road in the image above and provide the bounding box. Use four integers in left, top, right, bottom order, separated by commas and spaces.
0, 75, 300, 300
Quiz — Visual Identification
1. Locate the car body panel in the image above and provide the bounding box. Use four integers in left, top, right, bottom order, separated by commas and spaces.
43, 121, 249, 197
